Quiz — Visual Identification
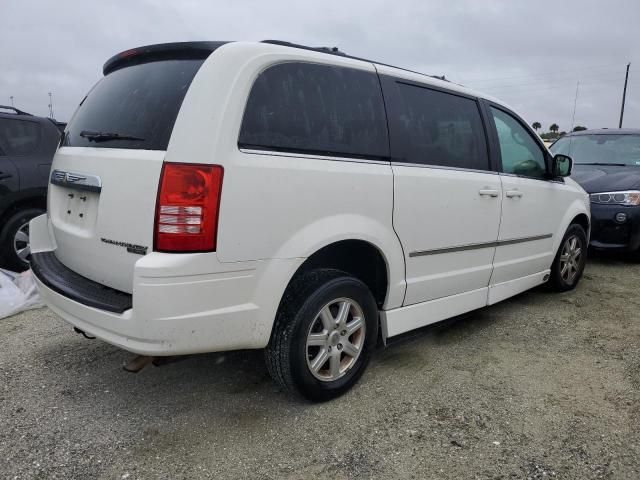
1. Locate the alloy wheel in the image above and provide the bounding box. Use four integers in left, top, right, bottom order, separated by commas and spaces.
305, 297, 366, 382
559, 235, 582, 283
13, 221, 31, 264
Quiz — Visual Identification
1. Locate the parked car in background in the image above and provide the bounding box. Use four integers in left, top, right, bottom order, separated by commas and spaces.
30, 41, 589, 401
0, 106, 62, 271
550, 129, 640, 258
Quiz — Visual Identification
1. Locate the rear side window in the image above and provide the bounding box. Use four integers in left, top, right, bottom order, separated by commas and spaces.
389, 82, 489, 170
239, 62, 389, 160
0, 118, 41, 155
63, 59, 205, 150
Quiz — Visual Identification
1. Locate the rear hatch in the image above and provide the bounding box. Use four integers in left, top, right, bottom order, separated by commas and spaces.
49, 42, 225, 293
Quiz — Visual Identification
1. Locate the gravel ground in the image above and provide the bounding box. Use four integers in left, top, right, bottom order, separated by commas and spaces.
1, 256, 639, 479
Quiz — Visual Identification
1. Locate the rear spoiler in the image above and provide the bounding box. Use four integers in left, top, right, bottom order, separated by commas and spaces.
102, 41, 229, 76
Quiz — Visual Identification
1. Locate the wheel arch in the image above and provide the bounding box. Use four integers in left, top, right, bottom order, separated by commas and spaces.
552, 200, 590, 255
269, 213, 407, 310
291, 239, 391, 309
570, 212, 590, 239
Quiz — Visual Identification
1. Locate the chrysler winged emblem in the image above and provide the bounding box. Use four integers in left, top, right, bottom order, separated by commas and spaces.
64, 172, 86, 184
50, 169, 102, 193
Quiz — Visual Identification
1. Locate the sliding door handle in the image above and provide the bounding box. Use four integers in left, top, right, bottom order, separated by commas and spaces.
0, 172, 13, 180
478, 188, 500, 197
505, 190, 523, 198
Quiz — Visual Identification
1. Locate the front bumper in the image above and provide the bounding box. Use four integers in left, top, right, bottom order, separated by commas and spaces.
29, 214, 302, 356
589, 203, 640, 252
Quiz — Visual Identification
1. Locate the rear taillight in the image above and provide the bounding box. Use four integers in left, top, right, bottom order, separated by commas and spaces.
154, 163, 223, 252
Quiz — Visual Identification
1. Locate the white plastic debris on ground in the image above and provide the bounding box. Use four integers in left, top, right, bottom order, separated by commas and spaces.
0, 269, 44, 319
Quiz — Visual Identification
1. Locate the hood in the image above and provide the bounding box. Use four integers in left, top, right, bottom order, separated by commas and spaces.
570, 164, 640, 194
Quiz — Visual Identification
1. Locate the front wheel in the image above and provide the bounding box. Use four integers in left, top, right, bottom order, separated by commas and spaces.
265, 269, 378, 402
548, 223, 588, 292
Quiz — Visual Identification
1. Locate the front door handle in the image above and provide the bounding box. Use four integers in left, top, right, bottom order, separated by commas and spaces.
478, 188, 500, 197
0, 172, 12, 180
505, 190, 523, 198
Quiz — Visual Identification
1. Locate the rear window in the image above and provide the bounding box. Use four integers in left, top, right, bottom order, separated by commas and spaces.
63, 59, 204, 150
239, 62, 389, 160
0, 118, 41, 155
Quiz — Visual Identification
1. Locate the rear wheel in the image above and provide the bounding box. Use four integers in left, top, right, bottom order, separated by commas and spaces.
265, 269, 378, 402
548, 223, 587, 292
0, 208, 44, 272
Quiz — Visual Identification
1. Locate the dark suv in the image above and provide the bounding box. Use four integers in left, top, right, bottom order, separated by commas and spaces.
550, 129, 640, 258
0, 106, 62, 270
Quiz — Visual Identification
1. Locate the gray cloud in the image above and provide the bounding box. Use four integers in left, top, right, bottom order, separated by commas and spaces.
1, 0, 638, 131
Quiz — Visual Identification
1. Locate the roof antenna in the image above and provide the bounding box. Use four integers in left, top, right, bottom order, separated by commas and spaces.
568, 81, 579, 156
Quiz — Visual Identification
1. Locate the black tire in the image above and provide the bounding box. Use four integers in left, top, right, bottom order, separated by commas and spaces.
548, 223, 588, 292
0, 208, 44, 272
265, 268, 378, 402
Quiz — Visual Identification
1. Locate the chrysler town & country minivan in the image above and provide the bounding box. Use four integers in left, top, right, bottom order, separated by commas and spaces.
30, 41, 590, 400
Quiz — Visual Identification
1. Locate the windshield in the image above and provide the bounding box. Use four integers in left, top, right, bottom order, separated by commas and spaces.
550, 134, 640, 166
63, 59, 205, 150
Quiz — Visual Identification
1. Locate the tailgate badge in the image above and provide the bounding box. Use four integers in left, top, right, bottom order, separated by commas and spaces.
51, 169, 102, 192
101, 237, 148, 255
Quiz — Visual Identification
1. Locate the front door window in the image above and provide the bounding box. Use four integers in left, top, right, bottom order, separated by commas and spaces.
491, 107, 546, 179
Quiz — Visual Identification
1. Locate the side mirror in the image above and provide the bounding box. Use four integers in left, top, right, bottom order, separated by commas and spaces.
552, 154, 573, 177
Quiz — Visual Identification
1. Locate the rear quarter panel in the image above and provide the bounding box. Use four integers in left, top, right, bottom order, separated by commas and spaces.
166, 43, 406, 309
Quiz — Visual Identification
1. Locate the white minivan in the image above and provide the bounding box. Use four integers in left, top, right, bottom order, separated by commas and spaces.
30, 41, 590, 401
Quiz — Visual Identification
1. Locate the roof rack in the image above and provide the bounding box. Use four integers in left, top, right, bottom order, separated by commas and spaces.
261, 40, 450, 84
0, 105, 32, 116
262, 40, 347, 57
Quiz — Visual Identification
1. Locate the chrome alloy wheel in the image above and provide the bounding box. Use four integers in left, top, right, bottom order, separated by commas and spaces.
559, 235, 582, 283
13, 221, 31, 264
305, 297, 366, 382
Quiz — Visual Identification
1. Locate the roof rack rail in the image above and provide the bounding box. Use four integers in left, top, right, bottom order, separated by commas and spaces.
260, 40, 450, 84
0, 105, 32, 116
262, 40, 347, 57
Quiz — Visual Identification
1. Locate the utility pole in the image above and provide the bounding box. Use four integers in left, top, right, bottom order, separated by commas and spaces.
619, 63, 630, 128
9, 96, 14, 107
48, 92, 54, 119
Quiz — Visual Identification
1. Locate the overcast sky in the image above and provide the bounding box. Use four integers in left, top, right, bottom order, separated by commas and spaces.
1, 0, 638, 132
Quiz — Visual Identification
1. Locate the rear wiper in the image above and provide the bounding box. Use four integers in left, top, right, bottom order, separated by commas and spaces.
80, 130, 145, 142
575, 162, 628, 167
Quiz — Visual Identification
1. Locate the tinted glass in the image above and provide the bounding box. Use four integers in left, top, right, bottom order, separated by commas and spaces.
239, 63, 389, 159
0, 119, 41, 155
491, 107, 546, 178
551, 134, 640, 166
63, 59, 204, 150
391, 83, 489, 169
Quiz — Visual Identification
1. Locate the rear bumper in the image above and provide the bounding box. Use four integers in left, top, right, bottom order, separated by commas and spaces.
589, 203, 640, 252
29, 214, 302, 356
31, 252, 132, 313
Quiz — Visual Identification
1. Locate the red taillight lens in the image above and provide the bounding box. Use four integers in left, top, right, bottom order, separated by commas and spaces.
154, 163, 223, 252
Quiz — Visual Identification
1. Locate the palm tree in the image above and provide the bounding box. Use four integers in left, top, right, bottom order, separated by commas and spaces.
532, 122, 541, 132
549, 123, 559, 134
